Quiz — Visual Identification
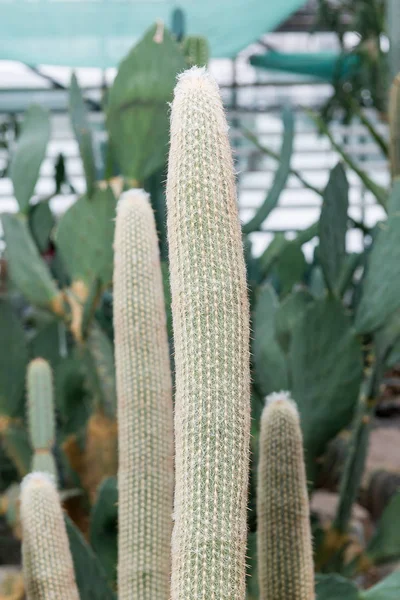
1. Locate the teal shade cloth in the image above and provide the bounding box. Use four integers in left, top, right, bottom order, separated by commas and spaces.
0, 1, 306, 68
250, 51, 361, 81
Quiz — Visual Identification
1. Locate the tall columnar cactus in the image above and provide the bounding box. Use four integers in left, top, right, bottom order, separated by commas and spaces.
167, 67, 251, 599
257, 392, 314, 600
389, 73, 400, 180
27, 358, 57, 478
20, 472, 79, 600
113, 189, 174, 600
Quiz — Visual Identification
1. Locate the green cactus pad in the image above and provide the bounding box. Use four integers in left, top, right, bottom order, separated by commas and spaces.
107, 23, 186, 181
9, 105, 51, 213
0, 299, 28, 419
56, 185, 117, 292
1, 213, 63, 313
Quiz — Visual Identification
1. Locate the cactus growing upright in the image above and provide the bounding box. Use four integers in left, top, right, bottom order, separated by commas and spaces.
27, 358, 57, 478
167, 68, 251, 599
20, 472, 79, 600
257, 392, 314, 600
113, 189, 174, 600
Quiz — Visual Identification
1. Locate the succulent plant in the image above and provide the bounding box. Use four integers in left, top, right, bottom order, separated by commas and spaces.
167, 67, 251, 599
257, 392, 314, 600
114, 189, 173, 599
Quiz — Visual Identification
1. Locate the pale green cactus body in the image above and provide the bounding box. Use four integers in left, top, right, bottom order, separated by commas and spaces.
26, 358, 57, 479
113, 189, 174, 600
167, 67, 251, 600
257, 392, 314, 600
20, 472, 79, 600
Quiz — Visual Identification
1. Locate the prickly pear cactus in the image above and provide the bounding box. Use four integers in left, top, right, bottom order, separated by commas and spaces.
26, 358, 57, 478
257, 392, 314, 600
20, 472, 79, 600
113, 189, 173, 600
167, 67, 251, 600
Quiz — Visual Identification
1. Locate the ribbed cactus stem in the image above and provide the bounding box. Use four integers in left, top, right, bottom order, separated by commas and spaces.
26, 358, 57, 479
257, 392, 314, 600
389, 73, 400, 180
182, 36, 209, 67
20, 472, 79, 600
113, 189, 173, 600
167, 67, 251, 600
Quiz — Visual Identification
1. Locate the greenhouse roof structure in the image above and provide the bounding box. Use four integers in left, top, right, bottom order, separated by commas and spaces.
0, 0, 306, 67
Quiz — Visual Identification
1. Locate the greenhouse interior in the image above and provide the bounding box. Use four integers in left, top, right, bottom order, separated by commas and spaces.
1, 1, 400, 599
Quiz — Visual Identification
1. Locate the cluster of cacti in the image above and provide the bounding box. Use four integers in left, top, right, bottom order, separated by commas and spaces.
15, 66, 321, 600
4, 24, 400, 600
0, 22, 186, 509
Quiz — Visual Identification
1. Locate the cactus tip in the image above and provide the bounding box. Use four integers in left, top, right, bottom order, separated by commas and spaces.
265, 390, 299, 416
177, 65, 207, 80
29, 357, 48, 367
117, 188, 151, 216
21, 471, 55, 493
175, 66, 217, 92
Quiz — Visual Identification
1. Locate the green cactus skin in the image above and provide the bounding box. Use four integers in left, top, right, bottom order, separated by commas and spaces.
167, 68, 251, 600
389, 73, 400, 180
257, 392, 314, 600
182, 36, 210, 67
113, 189, 173, 600
27, 358, 57, 479
20, 472, 79, 600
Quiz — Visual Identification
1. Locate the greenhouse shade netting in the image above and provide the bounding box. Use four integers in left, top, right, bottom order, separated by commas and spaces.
0, 0, 306, 68
249, 51, 361, 82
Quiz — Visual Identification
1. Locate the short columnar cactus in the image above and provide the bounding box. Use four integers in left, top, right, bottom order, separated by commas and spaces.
113, 189, 174, 600
27, 358, 57, 478
257, 392, 314, 600
167, 67, 251, 599
20, 472, 79, 600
